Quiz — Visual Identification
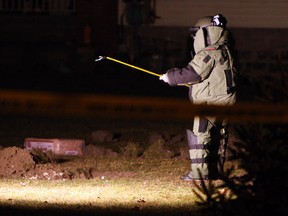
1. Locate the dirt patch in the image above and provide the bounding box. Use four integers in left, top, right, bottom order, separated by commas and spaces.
0, 147, 89, 180
0, 135, 187, 181
84, 144, 119, 158
0, 145, 172, 181
0, 127, 239, 181
0, 147, 35, 178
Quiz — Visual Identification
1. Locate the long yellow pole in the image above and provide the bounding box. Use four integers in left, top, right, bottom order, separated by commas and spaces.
96, 56, 189, 87
105, 56, 161, 77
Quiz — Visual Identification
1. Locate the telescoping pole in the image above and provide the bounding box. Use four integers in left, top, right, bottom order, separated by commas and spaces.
95, 56, 189, 87
95, 56, 161, 77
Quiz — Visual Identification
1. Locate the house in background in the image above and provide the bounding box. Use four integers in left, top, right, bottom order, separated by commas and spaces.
1, 0, 287, 100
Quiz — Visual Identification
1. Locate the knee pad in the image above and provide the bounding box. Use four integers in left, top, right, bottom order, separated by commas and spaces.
186, 129, 208, 149
186, 129, 197, 149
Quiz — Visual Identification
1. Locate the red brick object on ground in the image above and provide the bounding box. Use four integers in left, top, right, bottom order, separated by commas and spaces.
24, 138, 85, 156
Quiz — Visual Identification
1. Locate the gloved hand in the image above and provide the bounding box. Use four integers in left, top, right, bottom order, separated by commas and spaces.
159, 73, 169, 83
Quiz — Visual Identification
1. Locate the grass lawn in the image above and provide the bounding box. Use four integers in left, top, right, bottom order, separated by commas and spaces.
0, 157, 207, 216
0, 116, 234, 215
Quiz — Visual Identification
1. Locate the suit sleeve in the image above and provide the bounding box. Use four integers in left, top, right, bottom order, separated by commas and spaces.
166, 51, 214, 86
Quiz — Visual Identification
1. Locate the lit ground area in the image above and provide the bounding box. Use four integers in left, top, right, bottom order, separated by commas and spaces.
0, 115, 240, 215
0, 158, 201, 216
0, 115, 200, 215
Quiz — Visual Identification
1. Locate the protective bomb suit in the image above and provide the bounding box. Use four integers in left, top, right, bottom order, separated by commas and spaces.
160, 14, 237, 180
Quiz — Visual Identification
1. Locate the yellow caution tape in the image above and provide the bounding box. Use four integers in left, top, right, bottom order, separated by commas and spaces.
0, 90, 287, 123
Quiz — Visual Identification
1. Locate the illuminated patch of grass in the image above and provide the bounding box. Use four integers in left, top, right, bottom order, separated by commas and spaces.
0, 117, 236, 215
0, 157, 201, 215
0, 178, 195, 207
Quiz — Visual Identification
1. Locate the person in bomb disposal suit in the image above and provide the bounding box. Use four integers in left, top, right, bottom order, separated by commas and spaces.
159, 14, 237, 181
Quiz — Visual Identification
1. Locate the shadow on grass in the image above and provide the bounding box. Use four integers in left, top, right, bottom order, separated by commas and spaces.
194, 123, 288, 216
0, 203, 200, 216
